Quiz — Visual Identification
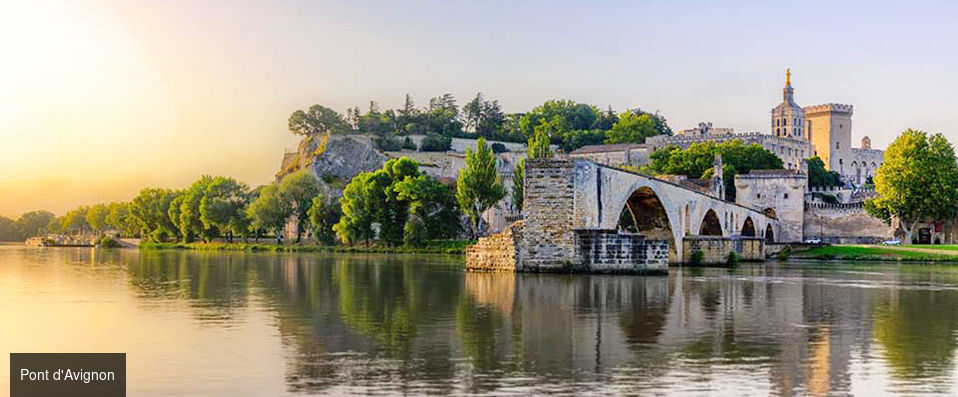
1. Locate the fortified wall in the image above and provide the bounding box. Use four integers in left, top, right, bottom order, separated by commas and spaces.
802, 202, 895, 243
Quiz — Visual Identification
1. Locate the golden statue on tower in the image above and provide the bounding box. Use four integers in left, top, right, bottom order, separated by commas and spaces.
786, 68, 791, 86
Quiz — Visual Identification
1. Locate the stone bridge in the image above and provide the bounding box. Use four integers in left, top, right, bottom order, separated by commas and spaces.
468, 158, 782, 273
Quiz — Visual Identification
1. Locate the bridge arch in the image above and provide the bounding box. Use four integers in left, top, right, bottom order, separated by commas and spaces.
699, 209, 723, 236
741, 217, 756, 237
765, 224, 775, 242
616, 186, 678, 262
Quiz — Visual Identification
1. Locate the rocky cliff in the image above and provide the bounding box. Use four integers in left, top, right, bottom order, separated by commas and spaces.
277, 134, 387, 196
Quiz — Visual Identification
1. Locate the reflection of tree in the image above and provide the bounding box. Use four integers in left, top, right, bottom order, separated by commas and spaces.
456, 273, 519, 380
873, 289, 958, 380
125, 250, 251, 322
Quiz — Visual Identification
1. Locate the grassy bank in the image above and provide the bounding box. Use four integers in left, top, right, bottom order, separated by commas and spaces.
139, 240, 475, 255
793, 245, 958, 262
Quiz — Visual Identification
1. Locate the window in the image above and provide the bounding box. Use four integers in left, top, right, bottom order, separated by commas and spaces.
784, 193, 789, 199
757, 193, 761, 198
836, 141, 840, 149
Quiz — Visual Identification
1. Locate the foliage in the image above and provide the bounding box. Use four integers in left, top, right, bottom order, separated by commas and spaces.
176, 175, 217, 242
14, 210, 55, 239
419, 134, 452, 152
200, 176, 250, 242
647, 140, 783, 199
519, 100, 599, 136
85, 203, 110, 233
307, 195, 341, 245
605, 110, 660, 144
60, 206, 90, 233
402, 137, 417, 150
457, 138, 506, 237
777, 246, 792, 261
334, 157, 458, 245
689, 250, 705, 266
105, 202, 137, 235
558, 129, 606, 152
726, 251, 740, 267
490, 142, 507, 153
462, 92, 505, 137
289, 104, 348, 136
373, 134, 403, 151
277, 170, 322, 242
866, 129, 958, 242
246, 184, 291, 238
0, 216, 18, 241
95, 235, 121, 248
806, 156, 843, 187
511, 156, 525, 212
527, 130, 553, 159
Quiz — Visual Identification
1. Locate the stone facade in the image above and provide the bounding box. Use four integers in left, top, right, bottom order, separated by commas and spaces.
568, 143, 650, 168
803, 203, 895, 244
465, 221, 523, 272
575, 230, 668, 274
518, 158, 579, 271
734, 170, 808, 242
683, 236, 765, 264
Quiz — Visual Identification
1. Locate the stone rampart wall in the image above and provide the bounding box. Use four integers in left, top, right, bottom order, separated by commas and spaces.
803, 206, 895, 244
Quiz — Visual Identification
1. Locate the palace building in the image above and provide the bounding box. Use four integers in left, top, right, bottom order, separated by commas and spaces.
646, 69, 884, 186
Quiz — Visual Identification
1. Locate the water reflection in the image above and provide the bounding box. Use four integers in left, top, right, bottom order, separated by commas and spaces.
5, 247, 958, 395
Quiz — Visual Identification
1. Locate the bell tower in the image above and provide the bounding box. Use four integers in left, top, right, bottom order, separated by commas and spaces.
771, 69, 806, 140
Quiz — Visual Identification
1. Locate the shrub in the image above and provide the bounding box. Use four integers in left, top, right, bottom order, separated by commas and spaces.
689, 250, 705, 265
402, 137, 417, 150
777, 246, 792, 261
374, 135, 402, 151
420, 135, 452, 152
491, 142, 508, 153
726, 251, 739, 267
96, 235, 121, 248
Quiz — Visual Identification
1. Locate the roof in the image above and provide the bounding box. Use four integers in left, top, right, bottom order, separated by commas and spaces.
569, 143, 648, 155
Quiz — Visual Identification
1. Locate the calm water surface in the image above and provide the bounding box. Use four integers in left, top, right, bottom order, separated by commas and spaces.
2, 245, 958, 396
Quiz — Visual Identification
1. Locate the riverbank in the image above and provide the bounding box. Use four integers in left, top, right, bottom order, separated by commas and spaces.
792, 244, 958, 262
138, 240, 474, 255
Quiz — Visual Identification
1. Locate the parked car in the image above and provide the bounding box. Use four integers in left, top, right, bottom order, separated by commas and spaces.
804, 238, 822, 244
881, 239, 902, 245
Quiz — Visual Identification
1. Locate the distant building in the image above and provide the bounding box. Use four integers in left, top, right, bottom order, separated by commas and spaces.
647, 69, 884, 186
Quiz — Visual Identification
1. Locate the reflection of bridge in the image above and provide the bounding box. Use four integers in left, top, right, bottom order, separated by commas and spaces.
518, 158, 779, 269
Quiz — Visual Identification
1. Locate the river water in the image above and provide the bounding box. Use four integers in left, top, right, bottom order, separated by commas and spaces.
2, 245, 958, 396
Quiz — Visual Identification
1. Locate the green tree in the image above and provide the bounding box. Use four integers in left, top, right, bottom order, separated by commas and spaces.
307, 195, 341, 245
865, 129, 958, 242
85, 203, 110, 233
463, 92, 505, 137
0, 216, 19, 241
200, 177, 250, 242
395, 174, 461, 241
246, 184, 292, 241
519, 100, 598, 136
14, 210, 55, 238
457, 138, 506, 237
288, 104, 347, 136
105, 202, 137, 236
527, 130, 553, 159
278, 170, 322, 242
130, 188, 181, 241
61, 206, 90, 233
424, 94, 462, 136
806, 156, 843, 187
334, 158, 457, 245
648, 140, 783, 199
512, 156, 525, 212
605, 110, 659, 144
177, 176, 217, 242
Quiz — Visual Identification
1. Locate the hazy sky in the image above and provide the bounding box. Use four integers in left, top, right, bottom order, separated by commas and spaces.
2, 0, 957, 217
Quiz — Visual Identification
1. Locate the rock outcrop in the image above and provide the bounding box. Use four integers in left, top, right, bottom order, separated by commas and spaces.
278, 134, 388, 196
